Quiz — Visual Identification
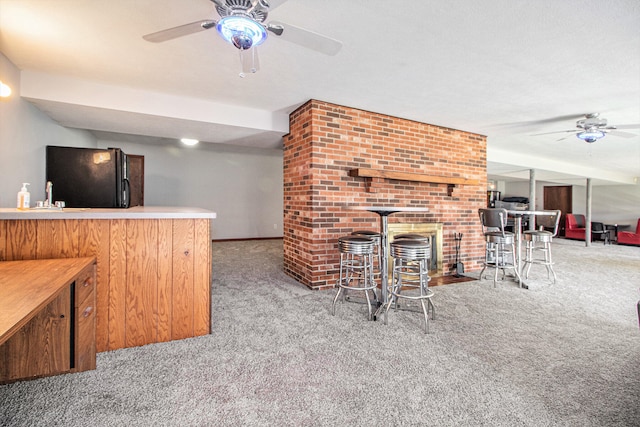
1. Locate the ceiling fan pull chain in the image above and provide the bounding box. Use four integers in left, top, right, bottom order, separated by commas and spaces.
238, 46, 259, 78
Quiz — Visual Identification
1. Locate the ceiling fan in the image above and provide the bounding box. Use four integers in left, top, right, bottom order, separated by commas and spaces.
142, 0, 342, 77
533, 113, 640, 143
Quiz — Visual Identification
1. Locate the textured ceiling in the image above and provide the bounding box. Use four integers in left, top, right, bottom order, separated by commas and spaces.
1, 0, 639, 185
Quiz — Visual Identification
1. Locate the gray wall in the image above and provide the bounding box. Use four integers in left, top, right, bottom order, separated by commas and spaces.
96, 139, 283, 239
503, 180, 640, 227
0, 53, 283, 239
0, 53, 96, 205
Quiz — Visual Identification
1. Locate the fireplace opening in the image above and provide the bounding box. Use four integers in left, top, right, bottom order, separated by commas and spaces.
387, 223, 443, 276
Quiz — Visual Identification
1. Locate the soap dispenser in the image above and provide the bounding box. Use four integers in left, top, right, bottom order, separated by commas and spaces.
17, 183, 30, 210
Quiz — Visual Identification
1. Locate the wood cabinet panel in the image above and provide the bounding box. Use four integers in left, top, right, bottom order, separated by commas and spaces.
0, 220, 5, 261
36, 220, 80, 258
172, 220, 195, 340
157, 220, 173, 342
125, 219, 158, 347
75, 267, 96, 373
5, 220, 37, 260
78, 220, 110, 352
108, 219, 127, 350
194, 219, 211, 335
0, 287, 71, 382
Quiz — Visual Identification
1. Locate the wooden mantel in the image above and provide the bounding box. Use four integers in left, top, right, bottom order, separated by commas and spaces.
348, 168, 479, 195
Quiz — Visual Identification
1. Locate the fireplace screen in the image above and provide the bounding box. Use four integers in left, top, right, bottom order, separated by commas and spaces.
387, 223, 443, 276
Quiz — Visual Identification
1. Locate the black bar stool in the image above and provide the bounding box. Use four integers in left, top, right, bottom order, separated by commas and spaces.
383, 239, 435, 333
331, 235, 378, 320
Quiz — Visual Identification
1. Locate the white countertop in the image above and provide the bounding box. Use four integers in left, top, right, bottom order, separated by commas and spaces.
0, 206, 216, 220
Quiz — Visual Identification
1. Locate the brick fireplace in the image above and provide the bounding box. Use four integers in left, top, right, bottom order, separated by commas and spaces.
387, 222, 443, 275
283, 100, 487, 290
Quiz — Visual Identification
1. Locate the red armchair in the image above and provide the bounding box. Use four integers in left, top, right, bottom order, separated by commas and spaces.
618, 218, 640, 246
565, 213, 586, 240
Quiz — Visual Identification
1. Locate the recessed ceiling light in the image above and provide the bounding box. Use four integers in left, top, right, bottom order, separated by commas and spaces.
180, 138, 199, 146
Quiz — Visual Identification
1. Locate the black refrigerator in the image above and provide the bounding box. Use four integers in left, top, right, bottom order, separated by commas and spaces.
46, 146, 130, 208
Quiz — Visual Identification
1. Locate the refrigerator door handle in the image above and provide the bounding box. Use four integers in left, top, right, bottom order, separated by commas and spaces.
123, 178, 130, 208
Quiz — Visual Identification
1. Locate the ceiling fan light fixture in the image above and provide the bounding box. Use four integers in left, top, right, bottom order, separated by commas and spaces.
577, 129, 605, 143
216, 16, 267, 50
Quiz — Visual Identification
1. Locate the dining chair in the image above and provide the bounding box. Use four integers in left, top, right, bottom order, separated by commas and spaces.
590, 221, 610, 245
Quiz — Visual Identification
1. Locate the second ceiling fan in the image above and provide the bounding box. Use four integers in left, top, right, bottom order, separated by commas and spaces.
534, 113, 640, 143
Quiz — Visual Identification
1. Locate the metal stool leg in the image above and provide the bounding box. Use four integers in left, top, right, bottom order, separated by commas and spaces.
384, 241, 434, 333
511, 242, 522, 283
383, 257, 400, 325
525, 241, 533, 279
493, 244, 500, 287
331, 253, 346, 315
332, 236, 377, 320
522, 236, 556, 284
545, 241, 557, 284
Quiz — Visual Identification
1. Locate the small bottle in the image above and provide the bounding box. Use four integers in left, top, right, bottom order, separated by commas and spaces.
17, 183, 30, 210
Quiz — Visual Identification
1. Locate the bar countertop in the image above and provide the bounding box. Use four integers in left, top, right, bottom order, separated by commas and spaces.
0, 206, 216, 220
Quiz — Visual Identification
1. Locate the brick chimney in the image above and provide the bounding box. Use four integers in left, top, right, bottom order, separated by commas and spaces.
283, 100, 487, 290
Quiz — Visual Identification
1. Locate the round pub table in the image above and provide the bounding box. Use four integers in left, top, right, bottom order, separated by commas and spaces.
349, 206, 430, 318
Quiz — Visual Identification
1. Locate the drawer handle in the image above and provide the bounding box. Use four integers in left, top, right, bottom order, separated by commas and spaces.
83, 276, 94, 287
82, 306, 94, 318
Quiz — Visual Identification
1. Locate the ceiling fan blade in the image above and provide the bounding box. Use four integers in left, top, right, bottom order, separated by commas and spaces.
531, 130, 576, 136
210, 0, 229, 9
143, 20, 216, 43
494, 114, 586, 129
267, 21, 342, 56
266, 0, 289, 11
245, 0, 261, 14
608, 130, 638, 138
556, 134, 575, 142
613, 123, 640, 130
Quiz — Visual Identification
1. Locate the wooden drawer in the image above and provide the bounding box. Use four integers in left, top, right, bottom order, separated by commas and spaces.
74, 264, 95, 306
74, 263, 96, 372
74, 292, 96, 371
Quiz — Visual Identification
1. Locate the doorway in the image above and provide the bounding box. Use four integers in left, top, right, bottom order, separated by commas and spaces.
544, 185, 572, 236
128, 154, 145, 207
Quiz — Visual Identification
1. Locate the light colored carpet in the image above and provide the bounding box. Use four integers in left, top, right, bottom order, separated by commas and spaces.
1, 238, 639, 426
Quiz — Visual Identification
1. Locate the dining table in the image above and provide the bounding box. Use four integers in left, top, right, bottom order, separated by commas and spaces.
506, 209, 557, 289
349, 206, 429, 318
